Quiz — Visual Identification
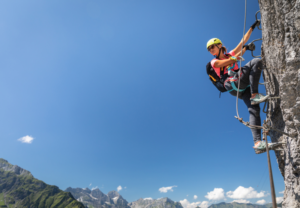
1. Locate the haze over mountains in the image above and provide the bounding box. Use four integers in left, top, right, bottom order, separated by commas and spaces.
0, 158, 280, 208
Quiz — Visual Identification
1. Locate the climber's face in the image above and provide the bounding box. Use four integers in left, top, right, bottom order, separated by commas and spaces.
209, 44, 222, 56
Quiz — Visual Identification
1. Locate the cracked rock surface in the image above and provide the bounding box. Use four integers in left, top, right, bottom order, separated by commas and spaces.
258, 0, 300, 207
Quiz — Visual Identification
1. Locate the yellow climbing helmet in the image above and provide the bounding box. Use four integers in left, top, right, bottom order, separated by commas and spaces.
206, 38, 222, 49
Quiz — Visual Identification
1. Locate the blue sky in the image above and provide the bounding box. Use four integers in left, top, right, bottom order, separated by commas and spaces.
0, 0, 284, 207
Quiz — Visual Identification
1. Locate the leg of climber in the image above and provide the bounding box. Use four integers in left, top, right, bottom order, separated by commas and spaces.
241, 88, 262, 144
240, 58, 269, 105
241, 88, 269, 154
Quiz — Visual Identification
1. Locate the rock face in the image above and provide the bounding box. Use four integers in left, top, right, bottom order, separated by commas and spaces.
66, 187, 130, 208
0, 158, 85, 208
258, 0, 300, 207
128, 197, 183, 208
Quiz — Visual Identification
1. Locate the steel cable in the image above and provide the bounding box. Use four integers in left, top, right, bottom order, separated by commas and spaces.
236, 0, 247, 119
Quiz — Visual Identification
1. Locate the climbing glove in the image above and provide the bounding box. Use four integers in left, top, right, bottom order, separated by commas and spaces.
250, 20, 261, 30
243, 45, 250, 50
243, 43, 255, 51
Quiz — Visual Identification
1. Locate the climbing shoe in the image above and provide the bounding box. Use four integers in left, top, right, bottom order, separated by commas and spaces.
253, 141, 285, 154
253, 141, 267, 154
250, 94, 270, 105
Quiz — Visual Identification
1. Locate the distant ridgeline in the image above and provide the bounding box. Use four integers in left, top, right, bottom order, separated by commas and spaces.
65, 188, 183, 208
0, 158, 85, 208
207, 202, 282, 208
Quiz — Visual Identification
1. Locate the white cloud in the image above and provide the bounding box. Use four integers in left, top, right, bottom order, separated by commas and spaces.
179, 199, 209, 208
276, 197, 283, 203
226, 186, 266, 199
92, 186, 98, 190
89, 183, 92, 186
232, 199, 250, 204
144, 198, 153, 200
279, 190, 284, 194
124, 187, 127, 189
205, 188, 226, 201
200, 201, 209, 208
194, 195, 198, 200
117, 186, 122, 192
159, 185, 177, 193
18, 135, 34, 144
256, 199, 266, 205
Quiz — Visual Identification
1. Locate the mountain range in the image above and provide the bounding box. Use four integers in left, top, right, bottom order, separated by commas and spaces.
65, 187, 130, 208
0, 158, 282, 208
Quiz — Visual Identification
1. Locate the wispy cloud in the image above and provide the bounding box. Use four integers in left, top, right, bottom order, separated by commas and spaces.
117, 186, 122, 192
18, 135, 34, 144
159, 185, 177, 193
194, 195, 198, 200
279, 190, 284, 194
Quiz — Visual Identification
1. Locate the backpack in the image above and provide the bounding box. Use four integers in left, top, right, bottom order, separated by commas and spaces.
206, 61, 228, 93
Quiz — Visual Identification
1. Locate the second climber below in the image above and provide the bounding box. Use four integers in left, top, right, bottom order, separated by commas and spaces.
206, 20, 269, 154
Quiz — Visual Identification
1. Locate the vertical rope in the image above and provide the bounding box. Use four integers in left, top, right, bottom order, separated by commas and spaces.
236, 0, 247, 118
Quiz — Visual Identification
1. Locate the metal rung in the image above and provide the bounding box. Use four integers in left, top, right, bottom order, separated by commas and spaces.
255, 11, 262, 30
259, 82, 268, 85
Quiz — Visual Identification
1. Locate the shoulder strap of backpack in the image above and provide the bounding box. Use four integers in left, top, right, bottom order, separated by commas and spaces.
206, 62, 218, 82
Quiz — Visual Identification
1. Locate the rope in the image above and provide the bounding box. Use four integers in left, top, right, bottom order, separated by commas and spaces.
236, 0, 247, 119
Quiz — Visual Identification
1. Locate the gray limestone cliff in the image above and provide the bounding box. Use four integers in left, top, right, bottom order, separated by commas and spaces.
128, 197, 183, 208
258, 0, 300, 207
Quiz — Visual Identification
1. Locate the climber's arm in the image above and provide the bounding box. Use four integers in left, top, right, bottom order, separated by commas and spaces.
232, 28, 253, 55
214, 59, 236, 68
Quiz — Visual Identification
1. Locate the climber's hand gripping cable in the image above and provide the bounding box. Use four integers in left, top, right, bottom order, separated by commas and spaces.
250, 19, 261, 30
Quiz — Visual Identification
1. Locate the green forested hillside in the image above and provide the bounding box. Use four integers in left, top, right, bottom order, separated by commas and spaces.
0, 159, 85, 208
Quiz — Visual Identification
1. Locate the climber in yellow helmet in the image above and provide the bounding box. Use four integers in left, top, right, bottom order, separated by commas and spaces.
206, 20, 269, 154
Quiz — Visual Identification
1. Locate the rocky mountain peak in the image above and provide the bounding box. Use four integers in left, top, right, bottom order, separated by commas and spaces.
0, 158, 32, 177
108, 190, 121, 198
129, 197, 183, 208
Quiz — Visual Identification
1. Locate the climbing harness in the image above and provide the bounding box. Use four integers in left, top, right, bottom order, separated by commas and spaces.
225, 59, 250, 93
207, 56, 250, 94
